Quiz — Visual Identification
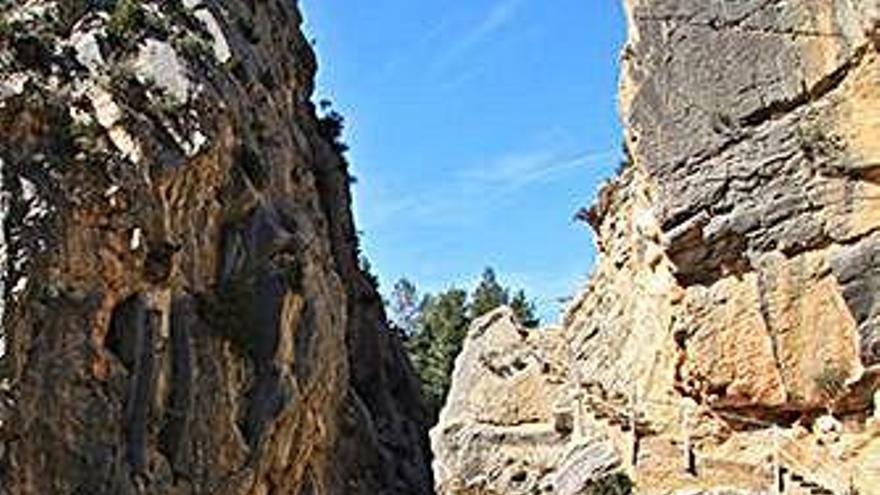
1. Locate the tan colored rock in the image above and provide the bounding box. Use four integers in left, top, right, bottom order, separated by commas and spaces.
435, 1, 880, 493
432, 308, 623, 494
814, 414, 843, 445
679, 249, 863, 409
440, 308, 568, 428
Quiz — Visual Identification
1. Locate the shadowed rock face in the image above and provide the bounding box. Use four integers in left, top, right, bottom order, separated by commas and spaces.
0, 1, 431, 494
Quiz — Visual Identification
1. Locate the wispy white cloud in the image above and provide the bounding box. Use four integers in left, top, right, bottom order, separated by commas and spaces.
370, 17, 454, 86
364, 0, 526, 90
461, 149, 616, 191
431, 0, 525, 75
358, 145, 616, 231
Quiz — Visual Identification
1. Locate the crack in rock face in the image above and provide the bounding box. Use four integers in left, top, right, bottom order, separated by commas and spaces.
0, 156, 6, 360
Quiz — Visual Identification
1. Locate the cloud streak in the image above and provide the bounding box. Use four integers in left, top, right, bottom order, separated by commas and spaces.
370, 17, 454, 86
461, 149, 616, 191
431, 0, 525, 75
358, 146, 617, 231
364, 0, 526, 90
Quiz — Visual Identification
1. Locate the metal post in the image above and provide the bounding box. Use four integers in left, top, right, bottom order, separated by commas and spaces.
772, 426, 782, 495
681, 401, 696, 476
630, 382, 639, 467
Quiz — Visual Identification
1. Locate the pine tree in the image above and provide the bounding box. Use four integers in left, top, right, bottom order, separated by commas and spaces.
510, 289, 540, 327
390, 278, 420, 336
469, 267, 509, 320
412, 289, 469, 418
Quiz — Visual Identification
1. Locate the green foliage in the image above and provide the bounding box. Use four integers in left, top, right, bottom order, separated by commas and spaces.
317, 101, 349, 154
106, 0, 168, 46
470, 268, 509, 320
162, 0, 193, 26
510, 289, 539, 328
587, 473, 634, 495
406, 288, 469, 418
0, 17, 11, 42
107, 0, 144, 41
393, 267, 540, 421
391, 278, 420, 336
470, 268, 539, 326
67, 117, 103, 151
814, 362, 848, 406
174, 32, 212, 63
360, 256, 381, 291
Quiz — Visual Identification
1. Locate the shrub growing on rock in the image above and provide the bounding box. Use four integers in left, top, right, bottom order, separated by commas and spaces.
814, 363, 849, 409
107, 0, 144, 41
588, 472, 633, 495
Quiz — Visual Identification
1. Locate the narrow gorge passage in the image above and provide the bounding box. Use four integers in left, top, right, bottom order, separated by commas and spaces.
1, 1, 879, 495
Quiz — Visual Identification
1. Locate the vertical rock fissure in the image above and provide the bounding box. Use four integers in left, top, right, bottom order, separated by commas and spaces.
0, 156, 6, 366
756, 267, 790, 401
160, 296, 195, 478
107, 295, 158, 475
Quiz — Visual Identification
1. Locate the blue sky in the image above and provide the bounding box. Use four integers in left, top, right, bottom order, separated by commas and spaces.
301, 1, 627, 322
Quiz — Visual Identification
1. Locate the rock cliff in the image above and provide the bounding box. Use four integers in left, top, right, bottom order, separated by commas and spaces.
0, 1, 431, 494
432, 1, 880, 494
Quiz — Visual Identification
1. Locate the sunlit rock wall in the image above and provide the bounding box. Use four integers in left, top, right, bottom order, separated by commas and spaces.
0, 1, 432, 494
433, 1, 880, 493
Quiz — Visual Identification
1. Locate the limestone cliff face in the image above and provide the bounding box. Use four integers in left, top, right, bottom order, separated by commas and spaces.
433, 1, 880, 494
0, 1, 431, 494
621, 0, 880, 410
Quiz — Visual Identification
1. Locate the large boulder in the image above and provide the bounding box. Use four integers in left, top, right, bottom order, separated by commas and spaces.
431, 307, 620, 494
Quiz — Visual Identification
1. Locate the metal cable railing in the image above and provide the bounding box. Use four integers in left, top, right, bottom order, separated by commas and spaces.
567, 380, 855, 494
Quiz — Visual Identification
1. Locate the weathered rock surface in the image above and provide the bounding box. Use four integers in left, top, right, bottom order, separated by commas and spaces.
434, 1, 880, 494
431, 308, 620, 494
620, 0, 880, 413
0, 1, 431, 494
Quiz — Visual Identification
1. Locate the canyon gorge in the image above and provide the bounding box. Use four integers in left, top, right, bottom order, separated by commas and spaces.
1, 1, 879, 494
